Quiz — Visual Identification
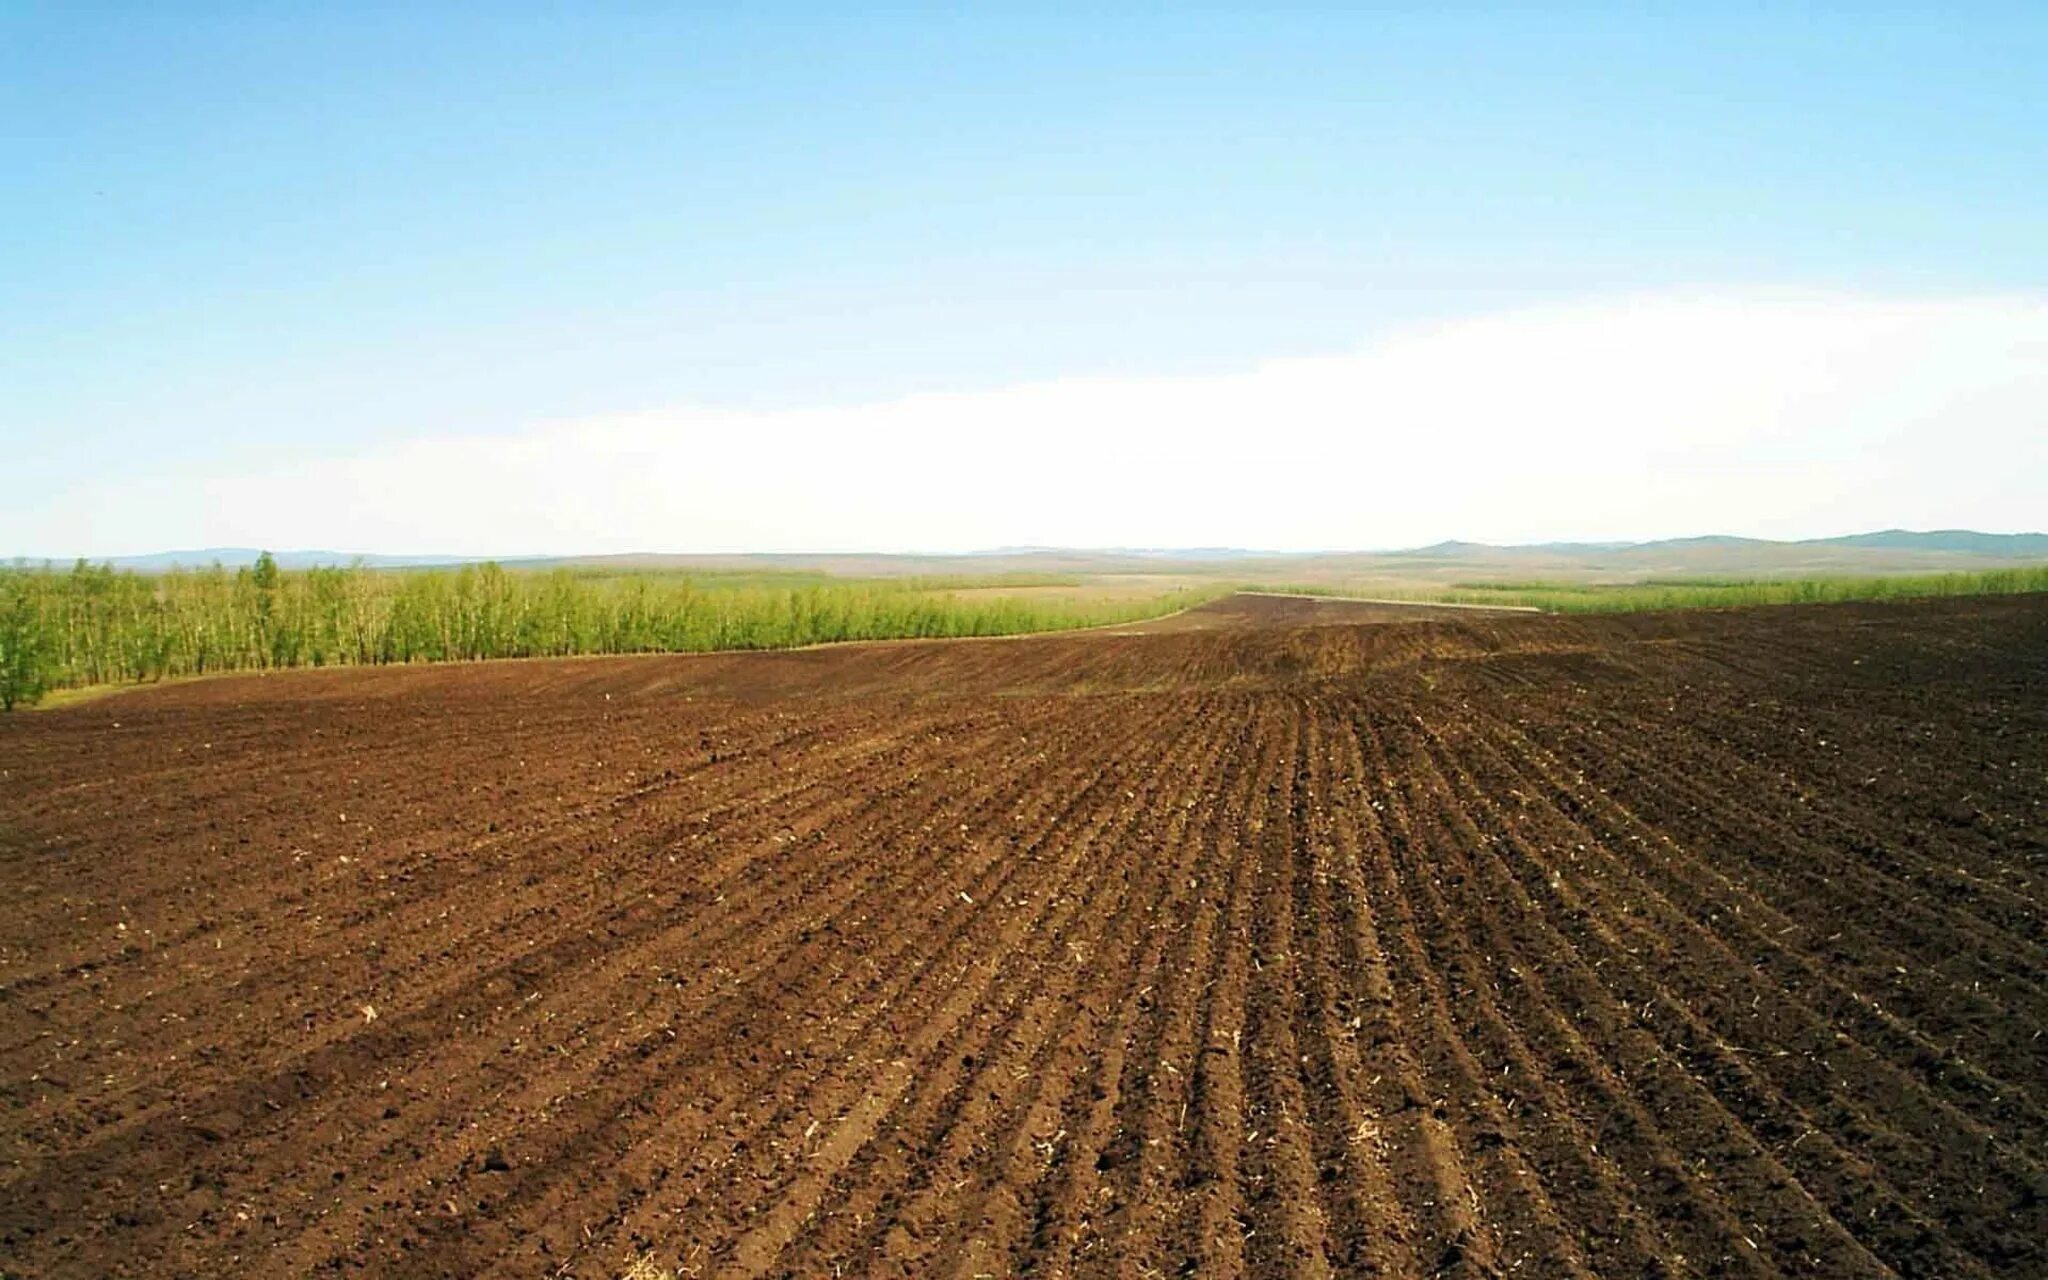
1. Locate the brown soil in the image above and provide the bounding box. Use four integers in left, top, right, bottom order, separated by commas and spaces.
2, 593, 2044, 1279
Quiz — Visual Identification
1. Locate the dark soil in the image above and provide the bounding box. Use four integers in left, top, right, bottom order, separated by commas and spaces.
2, 593, 2043, 1278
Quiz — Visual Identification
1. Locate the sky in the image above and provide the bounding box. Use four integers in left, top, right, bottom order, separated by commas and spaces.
4, 5, 2044, 556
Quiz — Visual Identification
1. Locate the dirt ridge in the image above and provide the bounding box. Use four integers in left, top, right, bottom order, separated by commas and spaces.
2, 593, 2044, 1277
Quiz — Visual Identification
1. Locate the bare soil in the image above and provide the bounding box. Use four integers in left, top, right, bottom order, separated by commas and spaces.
2, 593, 2044, 1278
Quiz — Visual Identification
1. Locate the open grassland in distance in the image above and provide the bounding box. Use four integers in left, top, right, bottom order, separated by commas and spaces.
1, 592, 2043, 1276
1265, 565, 2048, 614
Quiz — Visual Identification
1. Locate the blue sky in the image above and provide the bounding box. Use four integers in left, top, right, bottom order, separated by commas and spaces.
4, 5, 2045, 554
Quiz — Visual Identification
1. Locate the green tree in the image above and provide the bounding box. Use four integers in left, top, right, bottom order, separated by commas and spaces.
0, 572, 52, 711
250, 550, 283, 667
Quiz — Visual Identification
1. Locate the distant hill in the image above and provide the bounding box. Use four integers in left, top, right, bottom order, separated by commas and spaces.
1386, 531, 2048, 559
1638, 535, 1771, 551
1526, 541, 1639, 554
17, 530, 2045, 580
1808, 529, 2048, 557
985, 546, 1292, 560
1391, 540, 1495, 558
70, 548, 490, 572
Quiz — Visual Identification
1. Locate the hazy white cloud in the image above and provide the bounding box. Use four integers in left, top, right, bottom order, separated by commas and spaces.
16, 289, 2047, 557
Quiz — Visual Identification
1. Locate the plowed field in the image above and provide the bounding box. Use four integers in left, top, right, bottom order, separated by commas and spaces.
2, 594, 2044, 1278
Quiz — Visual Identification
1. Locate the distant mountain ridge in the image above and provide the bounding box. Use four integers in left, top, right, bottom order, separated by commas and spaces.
16, 529, 2047, 572
1818, 529, 2048, 556
1394, 530, 2048, 559
45, 548, 500, 571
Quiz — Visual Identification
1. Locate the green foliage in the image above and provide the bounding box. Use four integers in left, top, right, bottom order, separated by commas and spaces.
1263, 566, 2048, 614
1, 568, 54, 710
0, 561, 1216, 700
10, 556, 2035, 706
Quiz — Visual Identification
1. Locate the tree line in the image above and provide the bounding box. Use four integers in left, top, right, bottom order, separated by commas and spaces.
0, 556, 1201, 708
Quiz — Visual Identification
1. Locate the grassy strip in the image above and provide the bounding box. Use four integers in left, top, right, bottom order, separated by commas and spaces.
0, 559, 1220, 707
1249, 565, 2048, 614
